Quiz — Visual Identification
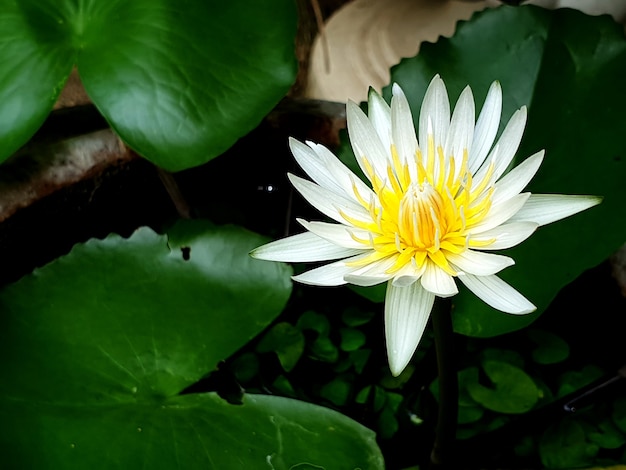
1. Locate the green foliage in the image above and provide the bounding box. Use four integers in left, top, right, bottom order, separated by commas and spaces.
466, 360, 540, 414
612, 397, 626, 434
320, 378, 352, 406
557, 365, 605, 398
0, 220, 384, 468
527, 329, 570, 365
257, 322, 305, 372
340, 327, 367, 352
229, 297, 415, 442
2, 3, 626, 469
540, 419, 600, 468
0, 0, 297, 170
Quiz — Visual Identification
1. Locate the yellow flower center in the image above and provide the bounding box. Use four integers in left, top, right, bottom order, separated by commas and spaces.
398, 182, 445, 250
343, 137, 496, 277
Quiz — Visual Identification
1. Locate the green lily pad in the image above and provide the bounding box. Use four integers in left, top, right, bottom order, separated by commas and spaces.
319, 377, 352, 407
587, 418, 626, 450
481, 348, 525, 369
341, 306, 376, 327
2, 393, 383, 469
0, 220, 383, 467
378, 392, 403, 439
347, 6, 626, 337
0, 0, 297, 170
556, 365, 604, 398
297, 310, 331, 336
527, 329, 570, 365
466, 360, 539, 414
612, 397, 626, 434
230, 352, 260, 384
257, 322, 305, 372
539, 419, 599, 469
340, 327, 367, 352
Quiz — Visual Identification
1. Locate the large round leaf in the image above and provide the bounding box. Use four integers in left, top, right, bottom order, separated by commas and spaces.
0, 221, 384, 467
0, 220, 292, 402
0, 0, 297, 170
386, 5, 626, 337
2, 394, 383, 469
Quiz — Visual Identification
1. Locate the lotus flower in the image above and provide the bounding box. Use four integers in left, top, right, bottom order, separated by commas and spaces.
251, 75, 601, 376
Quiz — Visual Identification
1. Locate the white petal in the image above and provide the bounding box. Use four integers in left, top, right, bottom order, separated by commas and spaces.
250, 232, 363, 262
419, 74, 450, 150
293, 267, 349, 286
344, 273, 393, 287
391, 275, 419, 288
446, 250, 514, 276
444, 86, 475, 164
292, 257, 361, 286
391, 262, 427, 287
297, 219, 368, 249
458, 274, 536, 314
470, 222, 539, 250
367, 87, 392, 152
391, 83, 419, 166
491, 106, 527, 180
309, 142, 374, 200
290, 138, 373, 203
469, 81, 502, 173
492, 150, 544, 205
347, 100, 390, 179
344, 255, 398, 286
385, 281, 435, 376
509, 194, 602, 226
469, 193, 530, 234
420, 262, 458, 297
288, 173, 369, 224
289, 138, 347, 196
476, 106, 527, 182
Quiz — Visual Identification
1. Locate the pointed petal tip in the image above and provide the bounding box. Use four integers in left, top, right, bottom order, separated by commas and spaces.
389, 361, 408, 377
392, 82, 404, 96
590, 195, 603, 206
249, 245, 272, 260
385, 282, 435, 379
346, 100, 360, 116
368, 86, 382, 100
512, 194, 603, 226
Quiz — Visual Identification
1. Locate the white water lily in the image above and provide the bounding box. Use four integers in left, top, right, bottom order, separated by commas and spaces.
251, 75, 601, 377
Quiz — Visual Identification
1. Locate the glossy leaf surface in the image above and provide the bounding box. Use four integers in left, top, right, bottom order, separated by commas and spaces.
0, 0, 297, 170
0, 221, 384, 467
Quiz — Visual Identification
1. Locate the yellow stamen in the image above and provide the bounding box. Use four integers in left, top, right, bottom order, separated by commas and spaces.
346, 140, 497, 280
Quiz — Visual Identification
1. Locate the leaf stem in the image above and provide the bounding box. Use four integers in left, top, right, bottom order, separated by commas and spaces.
156, 167, 192, 219
430, 297, 457, 468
